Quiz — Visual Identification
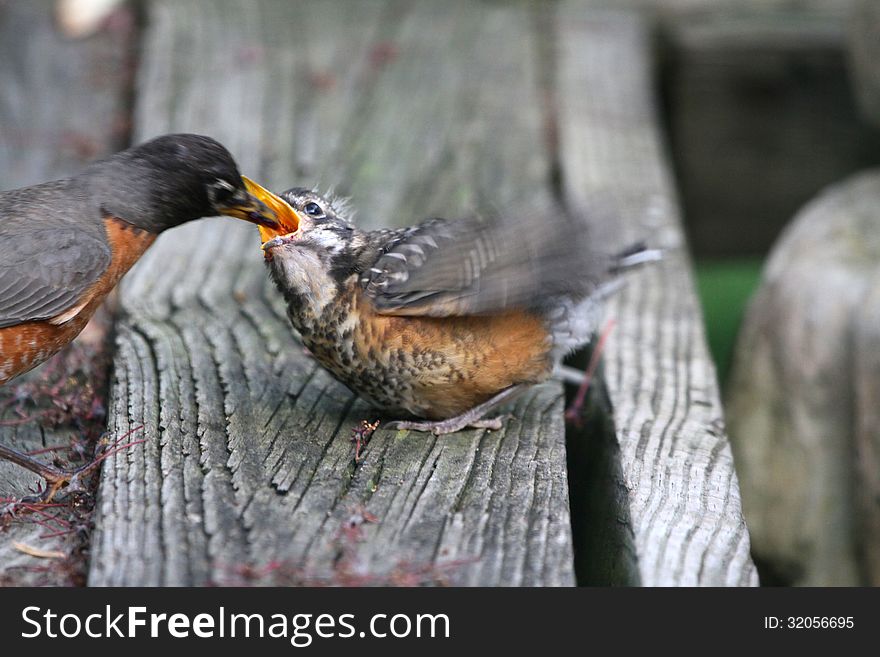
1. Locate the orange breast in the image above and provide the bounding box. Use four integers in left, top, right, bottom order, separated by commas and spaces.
0, 217, 155, 384
350, 290, 553, 418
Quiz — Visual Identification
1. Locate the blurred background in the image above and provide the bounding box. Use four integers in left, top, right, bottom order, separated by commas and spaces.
1, 0, 879, 586
661, 0, 880, 587
660, 0, 880, 384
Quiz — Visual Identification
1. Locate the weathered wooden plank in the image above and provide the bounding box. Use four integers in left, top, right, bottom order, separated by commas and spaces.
556, 3, 758, 585
727, 171, 880, 585
0, 0, 133, 585
89, 0, 574, 586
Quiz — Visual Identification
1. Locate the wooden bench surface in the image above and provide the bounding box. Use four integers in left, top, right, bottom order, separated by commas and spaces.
1, 0, 758, 586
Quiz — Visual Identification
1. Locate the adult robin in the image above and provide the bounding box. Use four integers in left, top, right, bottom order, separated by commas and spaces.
247, 181, 659, 434
0, 133, 279, 497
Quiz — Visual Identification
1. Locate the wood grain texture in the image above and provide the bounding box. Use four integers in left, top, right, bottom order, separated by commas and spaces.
88, 0, 574, 586
0, 0, 131, 585
728, 171, 880, 586
556, 3, 758, 586
0, 395, 68, 586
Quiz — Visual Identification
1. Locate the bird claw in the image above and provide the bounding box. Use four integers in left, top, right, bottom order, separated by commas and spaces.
0, 443, 97, 505
28, 466, 91, 504
468, 415, 506, 431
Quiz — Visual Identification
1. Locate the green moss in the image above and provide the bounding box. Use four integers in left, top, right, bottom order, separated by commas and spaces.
695, 258, 764, 387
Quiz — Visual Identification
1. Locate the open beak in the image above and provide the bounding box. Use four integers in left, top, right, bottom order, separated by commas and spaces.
217, 179, 288, 229
240, 176, 301, 244
215, 185, 280, 229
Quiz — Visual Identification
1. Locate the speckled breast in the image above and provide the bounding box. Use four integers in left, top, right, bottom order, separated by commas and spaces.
286, 278, 554, 420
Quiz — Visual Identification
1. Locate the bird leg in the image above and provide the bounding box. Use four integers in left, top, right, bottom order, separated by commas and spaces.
564, 318, 616, 425
0, 425, 144, 504
386, 385, 526, 435
0, 443, 93, 503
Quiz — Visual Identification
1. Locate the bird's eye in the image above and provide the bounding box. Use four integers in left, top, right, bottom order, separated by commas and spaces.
209, 179, 236, 204
304, 201, 324, 217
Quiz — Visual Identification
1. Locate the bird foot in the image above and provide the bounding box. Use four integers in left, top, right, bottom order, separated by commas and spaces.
0, 443, 95, 505
387, 414, 507, 435
467, 416, 506, 431
0, 425, 144, 507
386, 385, 525, 435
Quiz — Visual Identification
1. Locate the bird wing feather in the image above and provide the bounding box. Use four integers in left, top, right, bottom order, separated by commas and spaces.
361, 205, 610, 317
0, 225, 110, 328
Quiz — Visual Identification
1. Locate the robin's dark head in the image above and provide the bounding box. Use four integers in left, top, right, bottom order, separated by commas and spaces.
84, 133, 279, 233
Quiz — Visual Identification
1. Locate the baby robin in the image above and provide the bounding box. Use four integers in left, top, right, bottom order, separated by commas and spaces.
247, 181, 658, 434
0, 134, 279, 499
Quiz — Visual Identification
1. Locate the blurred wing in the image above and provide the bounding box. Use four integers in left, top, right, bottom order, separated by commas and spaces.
361, 205, 612, 317
0, 226, 110, 328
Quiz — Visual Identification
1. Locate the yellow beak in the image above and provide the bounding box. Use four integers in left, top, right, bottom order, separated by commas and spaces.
214, 185, 279, 229
241, 176, 301, 243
